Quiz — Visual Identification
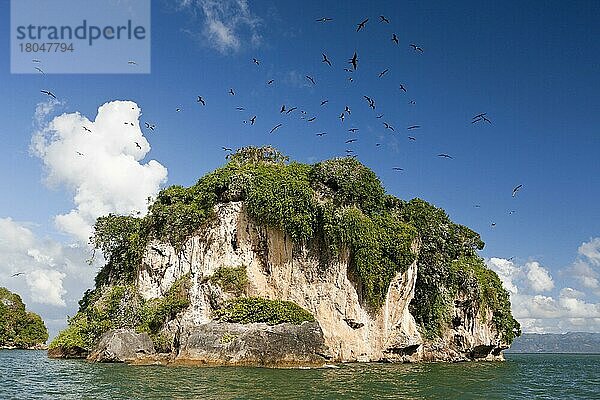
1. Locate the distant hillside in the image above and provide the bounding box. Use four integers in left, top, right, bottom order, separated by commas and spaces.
0, 287, 48, 349
506, 332, 600, 353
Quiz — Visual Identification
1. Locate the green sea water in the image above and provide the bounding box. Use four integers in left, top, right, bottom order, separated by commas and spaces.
1, 351, 598, 399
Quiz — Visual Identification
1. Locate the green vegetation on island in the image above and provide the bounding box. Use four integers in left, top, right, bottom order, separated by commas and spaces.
51, 146, 520, 353
0, 287, 48, 348
214, 297, 315, 325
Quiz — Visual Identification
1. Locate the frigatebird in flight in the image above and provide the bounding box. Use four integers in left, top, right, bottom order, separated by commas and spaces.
40, 90, 56, 99
270, 123, 282, 134
512, 184, 523, 197
356, 18, 368, 32
349, 52, 358, 70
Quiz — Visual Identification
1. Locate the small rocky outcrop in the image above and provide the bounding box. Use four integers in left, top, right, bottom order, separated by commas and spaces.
87, 329, 155, 363
174, 321, 327, 367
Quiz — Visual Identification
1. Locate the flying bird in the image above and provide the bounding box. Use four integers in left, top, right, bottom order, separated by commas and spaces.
320, 100, 329, 106
222, 146, 233, 151
339, 113, 345, 122
409, 100, 416, 105
197, 96, 205, 105
408, 136, 416, 141
316, 132, 327, 136
509, 210, 517, 215
348, 52, 358, 70
236, 107, 245, 111
35, 67, 44, 74
399, 84, 407, 92
285, 107, 297, 114
376, 114, 384, 119
316, 17, 333, 22
437, 153, 453, 159
280, 105, 286, 113
348, 128, 359, 133
270, 123, 283, 134
322, 53, 332, 66
345, 139, 357, 143
407, 125, 421, 130
306, 75, 316, 85
248, 115, 256, 125
378, 69, 389, 78
144, 122, 155, 131
391, 33, 399, 44
134, 142, 142, 150
32, 59, 41, 63
344, 105, 351, 115
176, 108, 182, 112
392, 167, 404, 171
307, 117, 316, 122
40, 90, 56, 99
383, 122, 394, 131
82, 126, 92, 133
11, 272, 25, 277
380, 15, 390, 23
229, 88, 235, 96
76, 151, 84, 156
491, 222, 497, 228
512, 184, 523, 197
410, 44, 424, 52
267, 79, 274, 85
252, 58, 260, 65
356, 18, 369, 32
128, 60, 137, 65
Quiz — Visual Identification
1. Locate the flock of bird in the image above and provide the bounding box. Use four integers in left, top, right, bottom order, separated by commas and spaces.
31, 11, 525, 266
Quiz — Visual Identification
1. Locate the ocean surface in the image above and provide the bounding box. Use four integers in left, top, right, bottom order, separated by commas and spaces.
1, 351, 598, 399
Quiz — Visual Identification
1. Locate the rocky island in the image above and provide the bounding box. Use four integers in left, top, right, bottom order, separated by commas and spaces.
0, 287, 48, 349
49, 146, 520, 366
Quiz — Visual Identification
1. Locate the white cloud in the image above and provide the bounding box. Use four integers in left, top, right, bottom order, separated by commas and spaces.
0, 218, 81, 308
26, 269, 66, 307
570, 238, 600, 294
578, 238, 600, 266
179, 0, 261, 54
487, 251, 600, 333
31, 100, 168, 242
525, 261, 554, 292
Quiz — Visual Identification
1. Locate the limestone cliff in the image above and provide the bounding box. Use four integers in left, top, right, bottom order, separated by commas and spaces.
49, 146, 520, 365
137, 202, 505, 363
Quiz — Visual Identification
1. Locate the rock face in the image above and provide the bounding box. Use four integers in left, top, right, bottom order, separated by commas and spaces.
175, 321, 327, 367
133, 202, 506, 364
87, 329, 155, 363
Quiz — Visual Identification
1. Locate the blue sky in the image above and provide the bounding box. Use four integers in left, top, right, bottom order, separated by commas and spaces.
0, 0, 599, 337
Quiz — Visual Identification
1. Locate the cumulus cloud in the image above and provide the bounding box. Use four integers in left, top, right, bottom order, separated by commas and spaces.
0, 218, 79, 307
486, 258, 554, 293
578, 238, 600, 266
31, 100, 168, 242
487, 249, 600, 333
570, 238, 600, 294
179, 0, 261, 54
525, 261, 554, 292
26, 269, 66, 307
